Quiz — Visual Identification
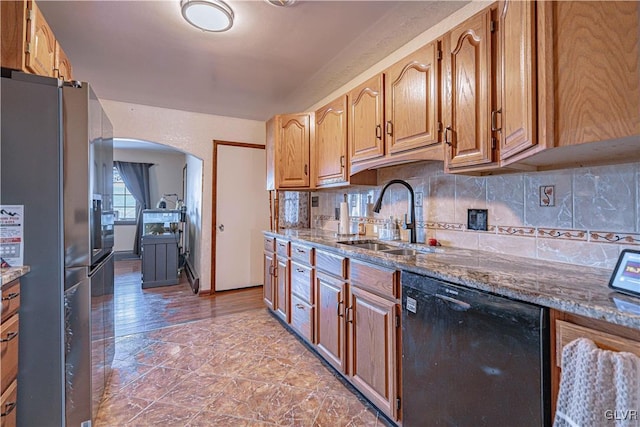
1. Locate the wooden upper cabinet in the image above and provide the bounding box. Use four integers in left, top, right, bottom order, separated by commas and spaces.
553, 1, 640, 147
54, 41, 73, 81
443, 6, 496, 171
315, 96, 348, 187
1, 0, 73, 80
348, 74, 385, 163
496, 0, 537, 162
384, 41, 441, 155
25, 1, 56, 77
273, 113, 312, 189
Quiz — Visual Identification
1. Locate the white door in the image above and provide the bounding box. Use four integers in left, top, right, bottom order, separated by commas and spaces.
215, 144, 269, 291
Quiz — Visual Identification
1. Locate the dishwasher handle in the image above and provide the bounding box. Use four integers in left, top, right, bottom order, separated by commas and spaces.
435, 293, 471, 312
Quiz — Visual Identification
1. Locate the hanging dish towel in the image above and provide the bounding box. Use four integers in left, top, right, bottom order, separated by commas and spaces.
554, 337, 640, 427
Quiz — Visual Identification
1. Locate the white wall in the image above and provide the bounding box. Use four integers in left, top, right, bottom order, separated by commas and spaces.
113, 148, 186, 252
102, 100, 265, 293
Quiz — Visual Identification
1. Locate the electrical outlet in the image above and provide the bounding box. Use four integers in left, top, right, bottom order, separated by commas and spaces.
415, 192, 424, 207
467, 209, 488, 231
539, 185, 555, 207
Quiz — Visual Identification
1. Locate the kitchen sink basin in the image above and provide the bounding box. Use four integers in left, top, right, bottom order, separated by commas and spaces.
337, 240, 393, 251
380, 248, 418, 256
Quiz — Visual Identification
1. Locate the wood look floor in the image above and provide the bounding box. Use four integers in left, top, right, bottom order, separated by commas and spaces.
100, 259, 389, 426
114, 259, 264, 337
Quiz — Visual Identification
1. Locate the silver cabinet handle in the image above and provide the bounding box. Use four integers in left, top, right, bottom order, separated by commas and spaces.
491, 109, 502, 132
444, 126, 452, 146
295, 304, 305, 310
375, 124, 382, 139
385, 121, 393, 136
337, 300, 344, 317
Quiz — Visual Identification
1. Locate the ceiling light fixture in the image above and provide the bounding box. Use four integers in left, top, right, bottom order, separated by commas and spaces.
265, 0, 297, 7
180, 0, 234, 32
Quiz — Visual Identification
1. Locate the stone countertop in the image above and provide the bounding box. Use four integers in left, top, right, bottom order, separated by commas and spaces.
265, 229, 640, 331
1, 266, 30, 286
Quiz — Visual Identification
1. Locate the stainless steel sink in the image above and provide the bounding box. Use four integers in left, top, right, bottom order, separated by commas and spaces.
381, 248, 418, 256
337, 240, 394, 251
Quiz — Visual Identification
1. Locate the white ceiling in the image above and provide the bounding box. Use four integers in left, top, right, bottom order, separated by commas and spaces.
38, 0, 468, 122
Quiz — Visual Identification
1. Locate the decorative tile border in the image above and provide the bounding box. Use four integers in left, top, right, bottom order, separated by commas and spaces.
537, 228, 588, 241
426, 222, 466, 231
497, 226, 536, 237
589, 231, 640, 245
311, 216, 640, 247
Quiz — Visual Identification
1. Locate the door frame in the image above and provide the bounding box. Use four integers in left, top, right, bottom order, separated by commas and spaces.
211, 140, 266, 294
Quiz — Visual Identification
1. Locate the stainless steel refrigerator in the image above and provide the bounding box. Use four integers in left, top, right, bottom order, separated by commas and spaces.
1, 70, 115, 427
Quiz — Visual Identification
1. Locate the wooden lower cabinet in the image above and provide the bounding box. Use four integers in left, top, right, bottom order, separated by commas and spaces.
0, 380, 17, 427
349, 285, 399, 419
550, 309, 640, 419
275, 256, 289, 322
315, 271, 347, 372
263, 250, 275, 310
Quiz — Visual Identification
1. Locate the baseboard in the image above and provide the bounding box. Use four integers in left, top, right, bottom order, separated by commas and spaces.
114, 250, 139, 261
185, 258, 200, 294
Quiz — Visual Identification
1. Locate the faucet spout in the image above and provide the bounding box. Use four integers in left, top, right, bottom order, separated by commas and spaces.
372, 179, 417, 243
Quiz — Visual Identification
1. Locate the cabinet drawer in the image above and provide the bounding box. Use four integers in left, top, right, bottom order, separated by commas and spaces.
350, 259, 399, 299
555, 320, 640, 367
316, 249, 347, 278
291, 294, 313, 342
291, 243, 314, 266
264, 236, 275, 253
276, 240, 290, 258
291, 262, 313, 303
1, 280, 20, 324
0, 380, 17, 427
1, 314, 19, 396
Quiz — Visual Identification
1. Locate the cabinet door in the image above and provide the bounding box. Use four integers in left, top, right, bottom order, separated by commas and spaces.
315, 271, 347, 372
277, 113, 311, 188
348, 74, 385, 163
315, 96, 348, 187
348, 286, 398, 419
25, 1, 56, 77
553, 1, 640, 147
263, 251, 275, 310
54, 41, 73, 81
275, 257, 289, 322
497, 0, 537, 161
443, 7, 495, 170
384, 41, 441, 154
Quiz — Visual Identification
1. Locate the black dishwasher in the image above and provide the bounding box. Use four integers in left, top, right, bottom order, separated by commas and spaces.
401, 271, 550, 427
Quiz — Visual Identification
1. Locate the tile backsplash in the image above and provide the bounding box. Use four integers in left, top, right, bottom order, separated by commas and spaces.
279, 161, 640, 270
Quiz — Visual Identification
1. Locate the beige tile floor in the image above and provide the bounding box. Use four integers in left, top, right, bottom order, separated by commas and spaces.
95, 308, 390, 426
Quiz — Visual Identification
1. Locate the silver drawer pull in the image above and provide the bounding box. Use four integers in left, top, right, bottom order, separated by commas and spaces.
1, 401, 16, 417
295, 304, 305, 310
296, 248, 306, 253
296, 268, 305, 273
0, 331, 18, 343
2, 292, 19, 301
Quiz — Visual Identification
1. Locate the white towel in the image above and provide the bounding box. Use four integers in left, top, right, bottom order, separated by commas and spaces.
554, 337, 640, 427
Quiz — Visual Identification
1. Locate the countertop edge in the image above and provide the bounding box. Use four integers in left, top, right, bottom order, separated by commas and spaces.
1, 266, 30, 286
264, 230, 640, 331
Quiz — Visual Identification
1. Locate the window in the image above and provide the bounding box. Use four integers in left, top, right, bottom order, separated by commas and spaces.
113, 167, 138, 222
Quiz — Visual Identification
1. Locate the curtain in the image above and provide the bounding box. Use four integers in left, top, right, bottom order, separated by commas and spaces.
114, 161, 153, 256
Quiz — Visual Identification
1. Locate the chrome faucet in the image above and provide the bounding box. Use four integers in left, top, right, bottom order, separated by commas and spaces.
373, 179, 417, 243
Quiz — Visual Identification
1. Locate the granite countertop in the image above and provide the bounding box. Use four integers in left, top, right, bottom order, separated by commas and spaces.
1, 266, 30, 286
265, 229, 640, 331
